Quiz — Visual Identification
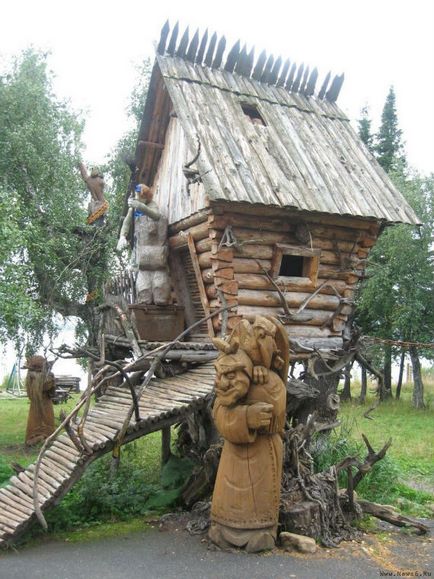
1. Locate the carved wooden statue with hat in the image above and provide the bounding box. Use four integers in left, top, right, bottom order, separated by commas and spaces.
209, 315, 289, 552
23, 355, 56, 446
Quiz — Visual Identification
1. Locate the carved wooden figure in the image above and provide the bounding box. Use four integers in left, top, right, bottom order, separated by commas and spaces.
209, 316, 289, 552
23, 356, 56, 446
78, 162, 109, 225
118, 184, 170, 305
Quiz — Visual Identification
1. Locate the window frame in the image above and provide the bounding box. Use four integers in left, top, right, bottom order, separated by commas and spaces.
270, 243, 321, 286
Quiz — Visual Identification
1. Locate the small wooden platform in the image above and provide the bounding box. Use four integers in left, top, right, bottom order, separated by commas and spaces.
0, 362, 215, 548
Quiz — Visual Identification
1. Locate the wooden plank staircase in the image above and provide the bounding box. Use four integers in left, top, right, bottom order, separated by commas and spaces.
0, 362, 215, 548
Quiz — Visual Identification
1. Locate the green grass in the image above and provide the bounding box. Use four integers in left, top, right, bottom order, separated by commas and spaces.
340, 379, 434, 483
0, 394, 82, 469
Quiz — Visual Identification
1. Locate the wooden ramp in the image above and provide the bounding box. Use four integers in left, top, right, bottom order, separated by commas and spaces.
0, 363, 215, 548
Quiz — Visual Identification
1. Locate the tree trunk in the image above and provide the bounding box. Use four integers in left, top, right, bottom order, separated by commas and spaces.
340, 362, 353, 402
409, 346, 425, 409
298, 362, 341, 425
395, 350, 405, 400
382, 345, 393, 400
360, 365, 367, 404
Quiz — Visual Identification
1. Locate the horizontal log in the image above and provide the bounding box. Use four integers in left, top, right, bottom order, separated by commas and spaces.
169, 221, 210, 249
169, 210, 210, 233
195, 237, 213, 253
210, 226, 295, 246
208, 213, 294, 233
233, 244, 274, 260
210, 202, 380, 231
213, 273, 348, 294
291, 337, 343, 351
232, 289, 340, 310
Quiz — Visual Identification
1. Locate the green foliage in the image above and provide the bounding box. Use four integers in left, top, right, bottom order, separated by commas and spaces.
357, 173, 434, 351
0, 50, 151, 350
0, 455, 13, 486
105, 58, 152, 226
375, 86, 405, 172
312, 420, 433, 517
0, 49, 92, 348
357, 105, 374, 152
43, 441, 193, 532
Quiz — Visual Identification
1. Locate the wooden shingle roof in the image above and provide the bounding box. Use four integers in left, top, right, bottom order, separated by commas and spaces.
145, 23, 420, 225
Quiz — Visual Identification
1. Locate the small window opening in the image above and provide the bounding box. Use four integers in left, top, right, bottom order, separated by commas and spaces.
241, 103, 266, 126
279, 255, 304, 277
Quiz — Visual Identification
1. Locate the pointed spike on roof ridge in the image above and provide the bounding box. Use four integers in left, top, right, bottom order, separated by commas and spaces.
318, 71, 331, 99
166, 21, 179, 55
268, 55, 282, 85
186, 29, 200, 62
157, 20, 170, 54
260, 53, 275, 83
285, 62, 297, 90
305, 67, 318, 96
276, 58, 290, 87
204, 31, 217, 67
291, 62, 304, 93
195, 28, 209, 64
176, 26, 190, 58
300, 65, 310, 93
252, 49, 267, 81
234, 44, 248, 75
224, 39, 241, 73
246, 46, 255, 77
212, 35, 226, 69
237, 45, 255, 77
326, 72, 345, 102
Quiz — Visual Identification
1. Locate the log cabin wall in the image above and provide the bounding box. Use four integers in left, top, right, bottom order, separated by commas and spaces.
169, 203, 380, 354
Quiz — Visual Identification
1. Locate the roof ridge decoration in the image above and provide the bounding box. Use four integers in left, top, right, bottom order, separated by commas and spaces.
156, 21, 345, 103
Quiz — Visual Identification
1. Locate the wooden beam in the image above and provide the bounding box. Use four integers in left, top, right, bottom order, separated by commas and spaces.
166, 21, 179, 55
252, 50, 267, 81
204, 32, 217, 67
195, 29, 208, 65
157, 20, 170, 54
212, 35, 226, 69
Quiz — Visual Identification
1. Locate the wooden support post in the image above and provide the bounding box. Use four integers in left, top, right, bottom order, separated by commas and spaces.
161, 426, 171, 465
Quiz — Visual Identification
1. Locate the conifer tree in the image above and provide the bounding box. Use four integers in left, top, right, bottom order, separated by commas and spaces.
375, 86, 405, 172
357, 105, 374, 152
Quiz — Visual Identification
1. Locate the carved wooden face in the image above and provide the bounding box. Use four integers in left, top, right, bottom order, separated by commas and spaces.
215, 368, 250, 406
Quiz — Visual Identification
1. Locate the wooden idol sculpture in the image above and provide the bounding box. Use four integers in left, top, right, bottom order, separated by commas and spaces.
117, 184, 170, 305
23, 355, 56, 446
78, 162, 109, 225
209, 316, 289, 552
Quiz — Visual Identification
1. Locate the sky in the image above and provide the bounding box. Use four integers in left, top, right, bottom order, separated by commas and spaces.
1, 0, 433, 175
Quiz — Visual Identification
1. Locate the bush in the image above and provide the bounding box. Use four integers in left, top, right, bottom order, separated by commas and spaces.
45, 442, 194, 532
311, 421, 433, 516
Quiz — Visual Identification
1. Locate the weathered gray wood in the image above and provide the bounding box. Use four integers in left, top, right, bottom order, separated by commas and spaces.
252, 50, 267, 81
212, 36, 226, 69
204, 32, 217, 67
224, 40, 240, 73
186, 29, 199, 62
176, 27, 189, 59
166, 21, 179, 55
195, 29, 208, 65
157, 20, 170, 54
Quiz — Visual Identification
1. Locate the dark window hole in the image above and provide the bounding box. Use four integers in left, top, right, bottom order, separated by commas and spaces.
241, 103, 266, 125
279, 255, 304, 277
